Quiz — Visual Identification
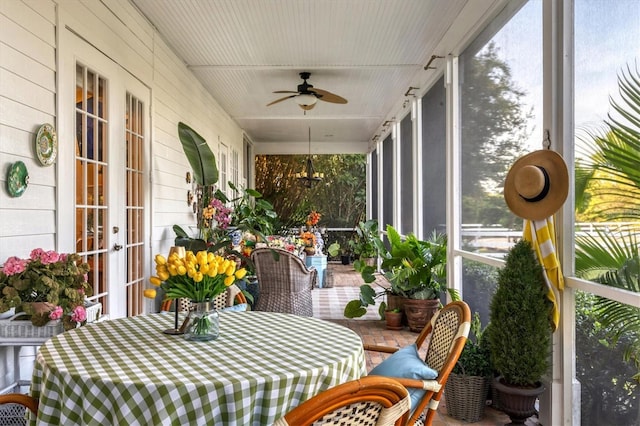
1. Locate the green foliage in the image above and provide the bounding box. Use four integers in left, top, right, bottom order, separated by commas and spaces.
576, 291, 639, 424
177, 122, 219, 186
453, 312, 492, 377
575, 64, 640, 385
348, 220, 383, 259
216, 182, 278, 239
382, 227, 449, 300
487, 239, 553, 386
327, 242, 341, 257
343, 285, 388, 319
344, 225, 458, 319
255, 154, 366, 227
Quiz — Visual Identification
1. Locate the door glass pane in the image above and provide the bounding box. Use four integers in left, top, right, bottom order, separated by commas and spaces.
75, 63, 108, 315
125, 93, 145, 317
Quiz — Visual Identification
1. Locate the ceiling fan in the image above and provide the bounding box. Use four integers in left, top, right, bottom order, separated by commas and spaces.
267, 72, 348, 111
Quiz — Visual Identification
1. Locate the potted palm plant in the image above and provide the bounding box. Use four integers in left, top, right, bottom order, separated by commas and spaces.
487, 239, 553, 425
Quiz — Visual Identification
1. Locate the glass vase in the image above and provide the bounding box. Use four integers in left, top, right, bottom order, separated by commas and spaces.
184, 301, 219, 341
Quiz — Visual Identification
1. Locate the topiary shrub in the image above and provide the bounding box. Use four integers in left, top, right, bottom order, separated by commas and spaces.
487, 239, 553, 387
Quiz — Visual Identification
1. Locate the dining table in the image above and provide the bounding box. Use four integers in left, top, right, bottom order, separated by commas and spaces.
29, 311, 366, 425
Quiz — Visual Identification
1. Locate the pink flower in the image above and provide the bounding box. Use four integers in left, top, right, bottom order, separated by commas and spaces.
49, 306, 63, 320
1, 257, 27, 276
40, 250, 61, 264
70, 305, 87, 323
30, 248, 46, 261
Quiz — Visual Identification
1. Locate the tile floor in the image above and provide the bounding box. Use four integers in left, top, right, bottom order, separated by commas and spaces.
313, 263, 511, 426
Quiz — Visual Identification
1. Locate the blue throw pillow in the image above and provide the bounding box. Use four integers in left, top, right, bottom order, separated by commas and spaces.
369, 343, 437, 413
221, 303, 248, 312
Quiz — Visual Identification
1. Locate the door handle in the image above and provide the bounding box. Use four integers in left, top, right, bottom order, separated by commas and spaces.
113, 243, 123, 251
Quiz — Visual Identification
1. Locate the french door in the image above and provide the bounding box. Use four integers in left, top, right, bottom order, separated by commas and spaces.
59, 31, 150, 319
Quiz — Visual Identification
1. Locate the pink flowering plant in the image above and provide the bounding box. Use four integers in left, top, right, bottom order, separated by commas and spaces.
0, 249, 92, 329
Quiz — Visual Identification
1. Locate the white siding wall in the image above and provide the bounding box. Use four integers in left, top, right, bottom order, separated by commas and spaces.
0, 0, 244, 390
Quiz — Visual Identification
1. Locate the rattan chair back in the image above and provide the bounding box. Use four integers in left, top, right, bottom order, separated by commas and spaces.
273, 376, 410, 426
365, 300, 471, 426
250, 248, 316, 316
0, 393, 38, 425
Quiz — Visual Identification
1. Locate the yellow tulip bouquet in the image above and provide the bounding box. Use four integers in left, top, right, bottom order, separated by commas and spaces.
145, 250, 247, 339
145, 250, 247, 302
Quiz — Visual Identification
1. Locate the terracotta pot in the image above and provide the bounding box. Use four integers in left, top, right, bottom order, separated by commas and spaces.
386, 294, 407, 325
403, 298, 440, 332
304, 247, 316, 255
385, 311, 403, 330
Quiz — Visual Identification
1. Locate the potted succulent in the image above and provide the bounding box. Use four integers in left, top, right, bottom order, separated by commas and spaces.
446, 312, 492, 422
487, 239, 553, 425
344, 225, 458, 331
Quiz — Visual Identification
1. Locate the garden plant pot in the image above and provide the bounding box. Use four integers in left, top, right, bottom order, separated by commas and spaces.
493, 377, 544, 425
386, 294, 407, 325
385, 311, 403, 330
340, 255, 350, 265
446, 373, 490, 422
403, 298, 440, 332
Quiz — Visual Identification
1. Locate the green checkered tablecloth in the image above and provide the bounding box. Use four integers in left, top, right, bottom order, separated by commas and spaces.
29, 311, 365, 425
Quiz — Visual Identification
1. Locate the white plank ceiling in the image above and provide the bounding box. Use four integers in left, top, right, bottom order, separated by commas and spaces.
130, 0, 506, 153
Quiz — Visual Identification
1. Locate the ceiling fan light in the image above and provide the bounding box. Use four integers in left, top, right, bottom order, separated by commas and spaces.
294, 94, 318, 106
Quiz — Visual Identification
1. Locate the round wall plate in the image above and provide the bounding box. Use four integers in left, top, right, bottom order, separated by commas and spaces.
35, 123, 58, 166
7, 161, 29, 197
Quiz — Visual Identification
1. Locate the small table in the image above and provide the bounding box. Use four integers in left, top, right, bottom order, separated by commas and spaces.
305, 254, 327, 287
30, 311, 365, 425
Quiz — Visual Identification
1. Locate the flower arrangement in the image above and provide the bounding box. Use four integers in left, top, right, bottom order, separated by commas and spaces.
144, 251, 247, 302
0, 249, 92, 330
300, 231, 317, 248
266, 235, 306, 256
200, 196, 233, 244
145, 250, 248, 340
306, 210, 321, 227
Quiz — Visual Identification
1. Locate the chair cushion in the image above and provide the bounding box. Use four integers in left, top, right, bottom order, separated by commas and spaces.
369, 343, 437, 412
221, 303, 248, 312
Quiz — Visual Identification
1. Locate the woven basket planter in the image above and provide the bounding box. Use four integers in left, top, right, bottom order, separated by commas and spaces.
446, 373, 490, 423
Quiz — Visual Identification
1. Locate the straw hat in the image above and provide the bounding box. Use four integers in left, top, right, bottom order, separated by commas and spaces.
503, 150, 569, 220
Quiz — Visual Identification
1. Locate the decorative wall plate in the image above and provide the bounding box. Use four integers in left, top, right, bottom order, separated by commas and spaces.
35, 123, 58, 166
7, 161, 29, 197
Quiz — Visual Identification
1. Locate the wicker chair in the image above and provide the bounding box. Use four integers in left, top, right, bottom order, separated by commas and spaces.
160, 284, 248, 312
0, 393, 38, 425
366, 300, 471, 426
273, 376, 410, 426
250, 247, 316, 317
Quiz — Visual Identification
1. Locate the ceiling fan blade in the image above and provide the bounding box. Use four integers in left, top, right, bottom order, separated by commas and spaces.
273, 90, 299, 94
266, 95, 297, 106
310, 88, 348, 104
